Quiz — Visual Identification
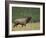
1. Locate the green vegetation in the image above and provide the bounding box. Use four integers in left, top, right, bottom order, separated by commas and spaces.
12, 7, 40, 23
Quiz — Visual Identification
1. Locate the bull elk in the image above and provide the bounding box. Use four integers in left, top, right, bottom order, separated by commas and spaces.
13, 16, 32, 27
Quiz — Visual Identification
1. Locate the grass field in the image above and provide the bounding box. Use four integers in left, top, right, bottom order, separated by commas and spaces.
12, 7, 40, 31
12, 22, 40, 31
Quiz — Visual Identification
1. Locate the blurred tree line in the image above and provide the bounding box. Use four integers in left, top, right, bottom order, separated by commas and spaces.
12, 7, 40, 23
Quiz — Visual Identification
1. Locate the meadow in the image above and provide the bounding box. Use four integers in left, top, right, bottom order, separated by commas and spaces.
12, 7, 40, 31
12, 22, 40, 31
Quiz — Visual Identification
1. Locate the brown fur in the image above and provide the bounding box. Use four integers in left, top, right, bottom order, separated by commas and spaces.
13, 16, 32, 27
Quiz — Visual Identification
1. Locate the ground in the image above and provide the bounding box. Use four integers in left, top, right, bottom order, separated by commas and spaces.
12, 22, 40, 31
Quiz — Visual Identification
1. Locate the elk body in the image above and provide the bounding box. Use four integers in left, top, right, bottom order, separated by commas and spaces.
13, 16, 32, 27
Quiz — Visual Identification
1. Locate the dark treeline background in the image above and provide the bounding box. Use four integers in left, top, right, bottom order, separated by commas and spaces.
12, 7, 40, 23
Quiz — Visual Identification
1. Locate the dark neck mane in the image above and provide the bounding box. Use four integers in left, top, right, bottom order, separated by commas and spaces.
26, 18, 31, 23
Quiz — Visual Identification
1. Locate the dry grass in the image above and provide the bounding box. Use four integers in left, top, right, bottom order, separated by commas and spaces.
12, 22, 40, 31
